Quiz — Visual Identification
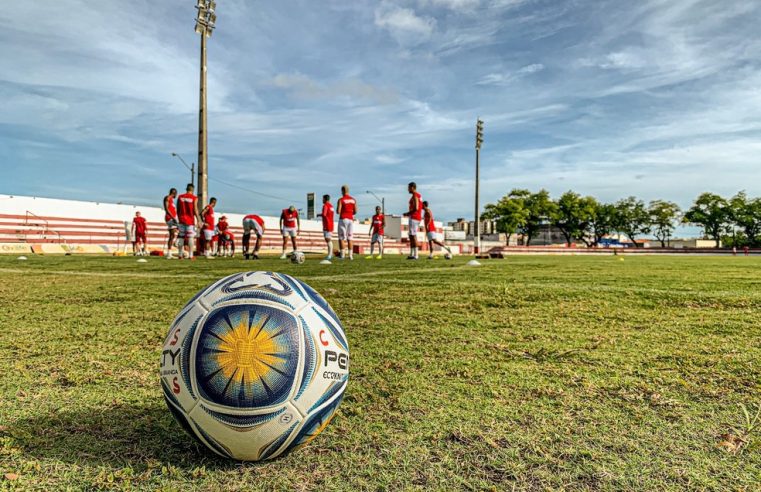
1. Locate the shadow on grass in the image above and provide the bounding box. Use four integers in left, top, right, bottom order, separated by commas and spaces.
9, 401, 254, 470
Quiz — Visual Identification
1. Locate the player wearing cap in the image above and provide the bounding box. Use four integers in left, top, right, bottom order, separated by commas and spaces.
423, 201, 452, 259
200, 197, 217, 259
163, 188, 179, 259
316, 194, 335, 260
242, 214, 265, 260
217, 215, 234, 257
131, 211, 148, 256
176, 183, 199, 259
337, 185, 357, 260
403, 182, 422, 260
279, 206, 300, 259
367, 206, 385, 259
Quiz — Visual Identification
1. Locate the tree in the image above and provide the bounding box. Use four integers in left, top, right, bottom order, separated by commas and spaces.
510, 189, 555, 246
590, 201, 617, 246
613, 196, 651, 248
648, 200, 681, 248
683, 193, 731, 247
551, 191, 596, 246
482, 194, 528, 245
729, 191, 761, 247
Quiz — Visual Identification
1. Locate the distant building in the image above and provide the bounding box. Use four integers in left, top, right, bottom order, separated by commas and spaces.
669, 238, 721, 249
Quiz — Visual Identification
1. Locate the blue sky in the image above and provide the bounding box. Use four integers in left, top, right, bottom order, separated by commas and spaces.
1, 0, 760, 220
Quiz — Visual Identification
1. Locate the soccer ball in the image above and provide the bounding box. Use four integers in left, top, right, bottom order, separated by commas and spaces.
160, 271, 349, 461
291, 251, 306, 264
444, 252, 453, 260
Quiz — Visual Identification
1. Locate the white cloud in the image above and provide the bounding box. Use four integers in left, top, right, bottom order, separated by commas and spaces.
375, 3, 436, 45
477, 63, 544, 85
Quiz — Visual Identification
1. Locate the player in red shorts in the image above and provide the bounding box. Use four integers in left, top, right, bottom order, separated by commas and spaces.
316, 194, 335, 260
176, 183, 199, 259
131, 211, 148, 256
367, 206, 385, 259
217, 215, 234, 257
163, 188, 178, 259
403, 182, 422, 260
279, 206, 300, 259
337, 185, 357, 260
242, 214, 265, 260
200, 197, 217, 258
423, 201, 452, 259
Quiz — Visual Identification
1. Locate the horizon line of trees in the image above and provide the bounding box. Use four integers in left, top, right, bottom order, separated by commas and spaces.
482, 190, 761, 248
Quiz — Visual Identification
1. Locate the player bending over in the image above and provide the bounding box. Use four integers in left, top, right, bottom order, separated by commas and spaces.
242, 214, 265, 260
403, 182, 422, 260
337, 185, 357, 260
200, 197, 217, 258
423, 201, 452, 259
279, 206, 300, 259
367, 206, 385, 259
131, 211, 148, 256
317, 194, 335, 260
176, 184, 199, 260
163, 188, 179, 259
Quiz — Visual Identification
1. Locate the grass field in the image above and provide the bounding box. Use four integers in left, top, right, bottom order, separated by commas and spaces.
1, 254, 759, 491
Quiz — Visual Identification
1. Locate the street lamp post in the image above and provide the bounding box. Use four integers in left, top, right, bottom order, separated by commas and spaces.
171, 153, 195, 189
194, 0, 216, 208
475, 118, 484, 255
365, 190, 385, 216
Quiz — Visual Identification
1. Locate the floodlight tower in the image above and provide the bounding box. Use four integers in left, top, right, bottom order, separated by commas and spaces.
474, 118, 484, 254
195, 0, 216, 207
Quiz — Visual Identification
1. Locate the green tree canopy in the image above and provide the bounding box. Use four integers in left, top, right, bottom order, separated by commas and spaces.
648, 200, 681, 248
729, 191, 761, 247
683, 193, 731, 247
482, 193, 528, 244
613, 197, 651, 247
551, 191, 596, 246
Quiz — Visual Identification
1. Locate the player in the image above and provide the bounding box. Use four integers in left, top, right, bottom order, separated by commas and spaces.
200, 197, 217, 258
367, 206, 385, 259
316, 194, 335, 260
337, 185, 357, 260
176, 183, 199, 259
217, 215, 234, 257
403, 182, 422, 260
279, 206, 300, 259
131, 211, 148, 256
163, 188, 179, 259
423, 201, 453, 259
242, 214, 265, 260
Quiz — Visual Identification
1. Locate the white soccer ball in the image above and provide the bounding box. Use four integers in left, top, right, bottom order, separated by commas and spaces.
290, 251, 306, 264
160, 272, 349, 461
444, 252, 452, 260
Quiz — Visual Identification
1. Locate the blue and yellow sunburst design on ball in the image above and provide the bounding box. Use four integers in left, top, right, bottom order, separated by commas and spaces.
195, 304, 299, 408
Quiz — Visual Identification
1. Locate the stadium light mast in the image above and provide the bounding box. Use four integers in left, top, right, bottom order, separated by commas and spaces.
171, 153, 195, 189
475, 118, 484, 255
194, 0, 216, 207
365, 190, 385, 216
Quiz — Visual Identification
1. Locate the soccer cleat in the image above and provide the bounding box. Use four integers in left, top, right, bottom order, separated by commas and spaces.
364, 255, 373, 260
326, 255, 333, 260
376, 255, 383, 260
428, 255, 434, 260
407, 256, 417, 260
244, 253, 250, 260
253, 254, 259, 260
279, 253, 287, 259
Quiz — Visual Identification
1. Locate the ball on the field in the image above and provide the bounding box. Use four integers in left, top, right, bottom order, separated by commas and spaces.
444, 252, 452, 260
160, 271, 349, 461
290, 251, 305, 264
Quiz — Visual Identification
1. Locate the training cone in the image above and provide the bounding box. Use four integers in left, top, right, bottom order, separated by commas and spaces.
467, 259, 481, 267
320, 260, 332, 265
17, 256, 28, 261
137, 258, 148, 263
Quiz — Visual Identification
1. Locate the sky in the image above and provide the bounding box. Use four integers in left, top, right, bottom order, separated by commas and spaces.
1, 0, 760, 220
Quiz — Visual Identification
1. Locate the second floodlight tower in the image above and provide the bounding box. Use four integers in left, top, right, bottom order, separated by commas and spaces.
475, 118, 484, 254
195, 0, 216, 208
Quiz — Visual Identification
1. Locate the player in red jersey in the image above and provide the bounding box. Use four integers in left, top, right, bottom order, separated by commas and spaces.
279, 206, 300, 259
217, 215, 234, 257
163, 188, 178, 259
176, 183, 199, 259
131, 211, 148, 256
336, 185, 357, 260
200, 197, 217, 258
403, 182, 422, 259
242, 214, 265, 260
367, 206, 385, 259
423, 201, 452, 259
316, 194, 335, 260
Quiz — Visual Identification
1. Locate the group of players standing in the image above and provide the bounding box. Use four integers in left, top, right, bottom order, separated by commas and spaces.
154, 181, 452, 260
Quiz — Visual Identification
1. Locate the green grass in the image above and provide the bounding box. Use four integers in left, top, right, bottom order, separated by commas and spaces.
1, 254, 760, 491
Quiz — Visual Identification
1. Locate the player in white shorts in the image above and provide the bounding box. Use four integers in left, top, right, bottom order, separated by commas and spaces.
423, 201, 452, 259
336, 185, 357, 260
403, 182, 423, 260
316, 194, 335, 260
279, 205, 300, 259
367, 206, 385, 259
242, 214, 265, 260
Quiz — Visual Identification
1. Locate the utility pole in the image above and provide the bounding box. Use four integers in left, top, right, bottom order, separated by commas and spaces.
171, 153, 195, 189
195, 1, 216, 207
475, 118, 484, 255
